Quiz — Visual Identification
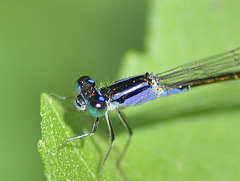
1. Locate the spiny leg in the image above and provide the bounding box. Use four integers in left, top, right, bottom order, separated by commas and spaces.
50, 93, 75, 100
58, 117, 99, 150
100, 113, 115, 180
116, 111, 133, 168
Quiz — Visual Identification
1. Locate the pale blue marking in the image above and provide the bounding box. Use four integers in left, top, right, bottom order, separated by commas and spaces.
161, 87, 188, 97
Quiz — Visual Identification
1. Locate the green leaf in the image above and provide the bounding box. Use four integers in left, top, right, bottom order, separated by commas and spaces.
39, 1, 240, 181
118, 0, 240, 181
38, 93, 126, 180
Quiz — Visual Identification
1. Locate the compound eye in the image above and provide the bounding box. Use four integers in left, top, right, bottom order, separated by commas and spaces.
87, 96, 107, 117
75, 80, 81, 93
75, 76, 95, 93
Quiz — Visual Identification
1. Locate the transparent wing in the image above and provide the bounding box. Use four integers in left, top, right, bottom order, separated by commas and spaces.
156, 47, 240, 89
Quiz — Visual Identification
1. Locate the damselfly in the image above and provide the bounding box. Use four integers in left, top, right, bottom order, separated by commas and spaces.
51, 47, 240, 180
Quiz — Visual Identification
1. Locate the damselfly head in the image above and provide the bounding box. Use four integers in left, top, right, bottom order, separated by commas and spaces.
74, 76, 95, 112
74, 76, 107, 117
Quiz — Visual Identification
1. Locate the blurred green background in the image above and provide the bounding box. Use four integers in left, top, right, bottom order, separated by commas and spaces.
1, 0, 240, 180
0, 1, 147, 180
